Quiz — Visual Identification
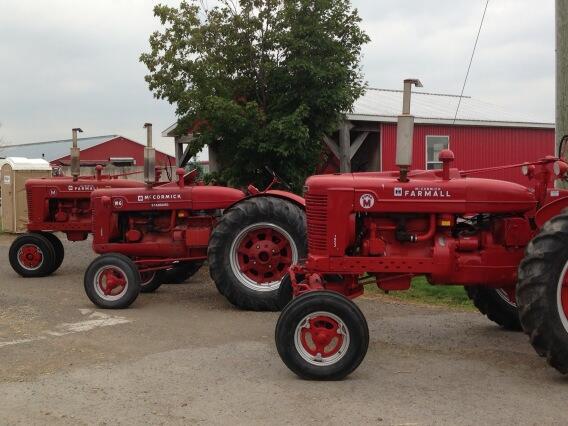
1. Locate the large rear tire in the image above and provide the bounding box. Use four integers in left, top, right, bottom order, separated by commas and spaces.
465, 286, 521, 331
275, 291, 369, 380
84, 253, 141, 309
9, 233, 56, 277
517, 212, 568, 374
208, 197, 306, 311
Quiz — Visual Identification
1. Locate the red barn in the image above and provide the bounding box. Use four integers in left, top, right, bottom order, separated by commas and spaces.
320, 88, 554, 184
0, 135, 176, 181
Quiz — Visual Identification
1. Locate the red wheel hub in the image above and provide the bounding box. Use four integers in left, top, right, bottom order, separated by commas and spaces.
98, 267, 127, 296
236, 227, 293, 284
18, 244, 43, 270
299, 315, 345, 358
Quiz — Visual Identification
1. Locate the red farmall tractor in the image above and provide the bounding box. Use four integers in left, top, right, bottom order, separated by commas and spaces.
82, 150, 306, 310
8, 128, 148, 279
275, 79, 568, 380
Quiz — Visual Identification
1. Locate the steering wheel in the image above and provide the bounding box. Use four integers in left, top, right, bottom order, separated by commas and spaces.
264, 166, 292, 190
183, 169, 198, 185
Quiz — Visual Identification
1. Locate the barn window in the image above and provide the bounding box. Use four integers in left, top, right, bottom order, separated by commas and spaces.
426, 136, 449, 169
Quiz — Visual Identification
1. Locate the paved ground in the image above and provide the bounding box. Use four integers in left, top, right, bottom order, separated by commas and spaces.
0, 234, 566, 426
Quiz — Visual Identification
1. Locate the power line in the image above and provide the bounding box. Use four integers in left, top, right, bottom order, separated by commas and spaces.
453, 0, 490, 124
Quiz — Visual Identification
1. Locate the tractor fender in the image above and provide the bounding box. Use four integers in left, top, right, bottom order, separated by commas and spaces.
225, 189, 305, 212
535, 197, 568, 228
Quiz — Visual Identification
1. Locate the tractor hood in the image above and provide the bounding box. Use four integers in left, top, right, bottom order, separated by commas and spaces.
91, 185, 245, 212
305, 170, 536, 214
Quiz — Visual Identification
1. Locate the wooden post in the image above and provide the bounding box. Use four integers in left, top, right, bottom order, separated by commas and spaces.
339, 121, 351, 173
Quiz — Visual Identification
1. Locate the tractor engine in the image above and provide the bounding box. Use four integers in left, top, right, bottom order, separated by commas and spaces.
303, 166, 538, 292
90, 181, 246, 262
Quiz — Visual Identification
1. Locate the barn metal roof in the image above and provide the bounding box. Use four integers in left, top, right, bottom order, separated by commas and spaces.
0, 135, 117, 162
162, 88, 554, 136
348, 88, 553, 128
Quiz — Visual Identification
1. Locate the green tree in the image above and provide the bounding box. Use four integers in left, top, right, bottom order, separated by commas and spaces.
141, 0, 369, 191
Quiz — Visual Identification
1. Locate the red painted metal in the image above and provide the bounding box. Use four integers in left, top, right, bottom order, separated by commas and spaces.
381, 124, 554, 184
290, 153, 568, 302
89, 174, 304, 281
298, 314, 345, 358
98, 266, 127, 296
18, 244, 43, 269
236, 226, 293, 284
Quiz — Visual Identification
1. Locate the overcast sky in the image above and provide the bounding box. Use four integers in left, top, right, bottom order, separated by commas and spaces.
0, 0, 555, 156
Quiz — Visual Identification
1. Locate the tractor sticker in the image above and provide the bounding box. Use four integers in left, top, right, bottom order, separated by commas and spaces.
112, 198, 125, 209
49, 188, 58, 197
151, 203, 169, 208
136, 194, 182, 201
359, 193, 375, 209
66, 184, 95, 191
393, 186, 451, 198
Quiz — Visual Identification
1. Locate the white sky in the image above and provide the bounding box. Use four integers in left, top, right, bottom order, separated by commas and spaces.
0, 0, 555, 158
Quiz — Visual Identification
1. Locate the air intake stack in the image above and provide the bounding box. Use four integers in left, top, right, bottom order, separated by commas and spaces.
396, 79, 422, 182
143, 123, 156, 185
70, 128, 83, 182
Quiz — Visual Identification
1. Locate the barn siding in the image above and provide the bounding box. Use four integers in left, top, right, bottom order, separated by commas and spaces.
380, 124, 555, 184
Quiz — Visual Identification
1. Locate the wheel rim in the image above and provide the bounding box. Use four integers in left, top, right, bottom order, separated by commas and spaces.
94, 266, 128, 301
558, 262, 568, 332
495, 288, 517, 308
229, 222, 298, 292
17, 244, 44, 271
294, 311, 350, 366
139, 271, 156, 288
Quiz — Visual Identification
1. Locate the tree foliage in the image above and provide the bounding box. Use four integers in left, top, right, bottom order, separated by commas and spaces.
141, 0, 369, 191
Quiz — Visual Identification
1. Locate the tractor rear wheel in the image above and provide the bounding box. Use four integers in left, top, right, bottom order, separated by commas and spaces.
40, 232, 65, 274
208, 197, 306, 311
465, 286, 521, 331
275, 291, 369, 380
9, 233, 56, 277
517, 212, 568, 374
139, 270, 164, 293
163, 261, 203, 284
84, 253, 140, 309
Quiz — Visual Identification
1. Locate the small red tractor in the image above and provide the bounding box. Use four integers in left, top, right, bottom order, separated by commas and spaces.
82, 152, 306, 311
8, 128, 148, 279
275, 79, 568, 379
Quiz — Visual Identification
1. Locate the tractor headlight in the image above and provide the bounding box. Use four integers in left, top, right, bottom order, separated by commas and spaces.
553, 161, 568, 177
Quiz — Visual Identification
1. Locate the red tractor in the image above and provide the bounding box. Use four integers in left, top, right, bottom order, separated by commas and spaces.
83, 162, 306, 310
274, 79, 568, 379
8, 128, 149, 279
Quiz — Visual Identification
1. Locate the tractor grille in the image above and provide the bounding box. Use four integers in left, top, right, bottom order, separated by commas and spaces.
306, 193, 327, 252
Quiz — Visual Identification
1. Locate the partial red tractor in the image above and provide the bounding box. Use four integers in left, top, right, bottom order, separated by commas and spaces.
8, 128, 149, 279
83, 162, 306, 310
274, 79, 568, 380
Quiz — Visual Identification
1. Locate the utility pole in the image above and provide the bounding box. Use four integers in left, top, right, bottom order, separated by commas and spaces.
557, 0, 568, 159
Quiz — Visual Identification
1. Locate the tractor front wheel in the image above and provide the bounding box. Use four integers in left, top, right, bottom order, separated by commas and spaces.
517, 212, 568, 374
139, 270, 164, 293
84, 254, 140, 309
275, 291, 369, 380
465, 286, 521, 331
40, 232, 65, 274
9, 233, 57, 277
163, 261, 203, 284
208, 197, 306, 311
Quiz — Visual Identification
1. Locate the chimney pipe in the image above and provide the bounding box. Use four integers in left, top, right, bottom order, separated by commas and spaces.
70, 128, 83, 181
396, 79, 422, 182
143, 123, 156, 185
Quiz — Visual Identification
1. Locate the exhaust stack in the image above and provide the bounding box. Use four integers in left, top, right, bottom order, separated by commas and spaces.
143, 123, 156, 185
70, 128, 83, 181
396, 79, 422, 182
